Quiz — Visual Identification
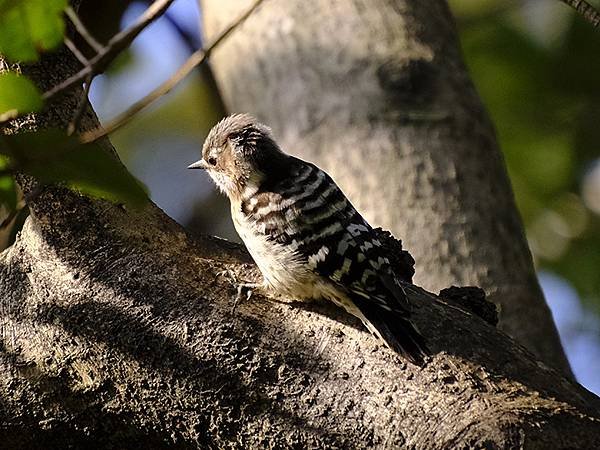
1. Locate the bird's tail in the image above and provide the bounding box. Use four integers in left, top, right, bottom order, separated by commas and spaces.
353, 295, 430, 366
372, 314, 430, 366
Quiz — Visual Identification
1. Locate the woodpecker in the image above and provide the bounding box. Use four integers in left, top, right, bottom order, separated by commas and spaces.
188, 114, 429, 365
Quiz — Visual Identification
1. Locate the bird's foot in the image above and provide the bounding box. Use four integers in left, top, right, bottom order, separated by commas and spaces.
232, 282, 258, 313
216, 269, 261, 312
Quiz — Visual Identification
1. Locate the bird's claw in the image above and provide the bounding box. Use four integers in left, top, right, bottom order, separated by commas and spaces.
216, 268, 260, 312
232, 282, 258, 313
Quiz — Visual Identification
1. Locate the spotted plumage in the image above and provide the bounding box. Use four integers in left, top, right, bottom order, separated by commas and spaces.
189, 114, 429, 365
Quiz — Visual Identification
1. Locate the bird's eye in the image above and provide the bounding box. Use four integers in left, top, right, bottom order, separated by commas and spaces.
207, 156, 217, 166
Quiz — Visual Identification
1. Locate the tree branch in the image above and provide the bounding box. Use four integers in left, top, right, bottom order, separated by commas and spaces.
1, 181, 599, 448
65, 6, 103, 52
80, 0, 264, 143
2, 0, 599, 447
43, 0, 176, 101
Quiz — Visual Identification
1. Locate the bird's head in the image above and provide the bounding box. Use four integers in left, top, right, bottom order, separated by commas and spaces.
188, 113, 280, 199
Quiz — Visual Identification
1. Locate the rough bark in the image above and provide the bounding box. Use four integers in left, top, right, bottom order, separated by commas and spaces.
1, 5, 600, 450
3, 196, 600, 450
2, 207, 600, 449
200, 0, 572, 377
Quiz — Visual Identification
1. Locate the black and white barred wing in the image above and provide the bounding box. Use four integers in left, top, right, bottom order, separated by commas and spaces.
252, 161, 408, 311
275, 164, 429, 364
319, 224, 429, 364
277, 165, 409, 310
245, 160, 429, 364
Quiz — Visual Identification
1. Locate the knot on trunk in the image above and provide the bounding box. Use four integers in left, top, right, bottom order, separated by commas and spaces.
376, 57, 437, 101
439, 286, 498, 326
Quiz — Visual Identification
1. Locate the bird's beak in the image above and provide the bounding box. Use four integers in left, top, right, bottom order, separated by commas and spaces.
187, 159, 208, 170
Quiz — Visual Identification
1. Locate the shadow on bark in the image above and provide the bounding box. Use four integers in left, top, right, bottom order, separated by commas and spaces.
1, 186, 599, 447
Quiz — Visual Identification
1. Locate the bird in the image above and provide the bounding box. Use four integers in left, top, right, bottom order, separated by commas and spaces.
188, 113, 429, 365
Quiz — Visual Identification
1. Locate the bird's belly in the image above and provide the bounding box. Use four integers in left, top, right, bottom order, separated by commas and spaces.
234, 216, 317, 298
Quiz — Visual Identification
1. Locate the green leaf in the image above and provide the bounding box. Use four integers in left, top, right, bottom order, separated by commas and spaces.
0, 130, 148, 207
0, 0, 68, 62
0, 72, 43, 121
0, 155, 16, 210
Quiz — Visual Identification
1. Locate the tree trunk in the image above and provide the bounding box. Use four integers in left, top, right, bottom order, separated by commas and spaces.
2, 4, 600, 450
200, 0, 573, 377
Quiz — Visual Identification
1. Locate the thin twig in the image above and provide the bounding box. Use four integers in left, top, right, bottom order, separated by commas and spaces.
65, 6, 103, 52
81, 0, 265, 143
560, 0, 600, 27
64, 37, 89, 66
67, 74, 93, 136
43, 0, 176, 101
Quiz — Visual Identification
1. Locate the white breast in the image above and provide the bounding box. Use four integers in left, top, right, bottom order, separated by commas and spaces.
232, 202, 319, 299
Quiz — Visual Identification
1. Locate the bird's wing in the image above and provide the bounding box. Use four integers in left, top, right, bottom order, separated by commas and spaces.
304, 213, 412, 315
245, 162, 428, 364
257, 162, 411, 314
